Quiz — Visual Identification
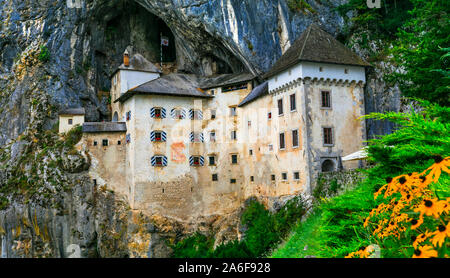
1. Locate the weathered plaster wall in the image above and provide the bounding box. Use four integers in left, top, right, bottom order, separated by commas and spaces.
58, 115, 85, 134
78, 132, 128, 198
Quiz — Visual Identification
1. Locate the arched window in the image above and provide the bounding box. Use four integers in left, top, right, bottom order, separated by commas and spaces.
322, 159, 335, 172
113, 112, 119, 122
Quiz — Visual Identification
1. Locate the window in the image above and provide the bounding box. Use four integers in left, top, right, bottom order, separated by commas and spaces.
271, 175, 276, 181
248, 121, 251, 128
190, 109, 203, 120
126, 134, 131, 143
290, 94, 296, 111
230, 107, 237, 117
230, 179, 236, 184
212, 174, 218, 181
344, 68, 349, 74
292, 129, 299, 148
250, 176, 254, 182
151, 107, 165, 119
288, 69, 292, 76
190, 156, 204, 166
211, 89, 215, 95
151, 156, 168, 167
321, 91, 331, 108
118, 140, 121, 145
211, 110, 216, 119
249, 149, 253, 156
126, 111, 131, 121
268, 144, 273, 151
278, 99, 283, 115
231, 130, 237, 141
68, 119, 73, 125
319, 67, 324, 72
210, 131, 216, 142
294, 171, 300, 181
190, 132, 204, 143
268, 112, 272, 120
93, 179, 97, 186
151, 131, 167, 142
282, 172, 288, 181
279, 132, 285, 150
209, 156, 216, 166
171, 109, 185, 119
93, 141, 98, 146
323, 128, 333, 145
231, 154, 238, 164
102, 139, 108, 147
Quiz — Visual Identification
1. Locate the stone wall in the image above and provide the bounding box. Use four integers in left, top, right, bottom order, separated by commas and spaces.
312, 168, 368, 199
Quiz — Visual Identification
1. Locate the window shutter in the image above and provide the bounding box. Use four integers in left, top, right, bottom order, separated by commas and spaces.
199, 156, 204, 166
198, 110, 203, 120
150, 131, 155, 141
162, 131, 167, 142
162, 156, 168, 166
189, 109, 194, 119
161, 108, 166, 118
150, 108, 155, 118
200, 133, 204, 142
189, 156, 194, 166
190, 132, 194, 142
151, 156, 157, 166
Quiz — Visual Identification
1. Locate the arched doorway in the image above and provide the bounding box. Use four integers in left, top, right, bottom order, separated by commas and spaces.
321, 159, 335, 172
113, 112, 119, 122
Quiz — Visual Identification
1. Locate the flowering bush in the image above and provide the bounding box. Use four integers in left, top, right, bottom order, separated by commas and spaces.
346, 156, 449, 258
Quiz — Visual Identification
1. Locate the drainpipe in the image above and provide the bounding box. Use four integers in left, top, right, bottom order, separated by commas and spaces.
302, 78, 314, 195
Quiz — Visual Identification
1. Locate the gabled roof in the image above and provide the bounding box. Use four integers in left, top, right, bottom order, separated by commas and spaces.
263, 24, 370, 79
111, 53, 162, 77
115, 74, 213, 103
59, 108, 85, 116
82, 122, 127, 133
200, 72, 256, 90
238, 81, 268, 107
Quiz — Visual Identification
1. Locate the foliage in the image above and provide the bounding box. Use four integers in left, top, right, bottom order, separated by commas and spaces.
346, 158, 450, 258
171, 197, 306, 258
272, 102, 449, 258
336, 0, 414, 40
171, 233, 214, 258
38, 46, 50, 63
286, 0, 316, 14
63, 125, 83, 148
387, 0, 450, 106
364, 100, 450, 178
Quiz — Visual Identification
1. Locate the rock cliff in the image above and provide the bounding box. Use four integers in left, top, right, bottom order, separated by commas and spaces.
0, 0, 401, 257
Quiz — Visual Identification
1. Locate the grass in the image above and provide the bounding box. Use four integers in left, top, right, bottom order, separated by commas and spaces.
271, 208, 323, 258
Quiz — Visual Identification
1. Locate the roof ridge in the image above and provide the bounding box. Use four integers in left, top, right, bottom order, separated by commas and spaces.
298, 24, 313, 61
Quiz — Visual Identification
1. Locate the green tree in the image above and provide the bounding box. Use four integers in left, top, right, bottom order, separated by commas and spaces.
388, 0, 450, 105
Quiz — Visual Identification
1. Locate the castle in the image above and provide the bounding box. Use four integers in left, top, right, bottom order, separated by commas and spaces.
59, 24, 369, 222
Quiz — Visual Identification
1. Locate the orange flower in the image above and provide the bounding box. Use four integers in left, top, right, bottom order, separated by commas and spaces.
424, 156, 450, 183
412, 245, 438, 258
414, 198, 445, 218
412, 231, 432, 249
430, 222, 450, 248
410, 215, 424, 230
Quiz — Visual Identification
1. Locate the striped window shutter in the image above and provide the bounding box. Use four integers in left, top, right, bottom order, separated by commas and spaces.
189, 156, 204, 166
190, 132, 204, 142
198, 110, 203, 120
171, 109, 186, 119
189, 109, 194, 119
151, 108, 166, 118
151, 156, 168, 167
151, 131, 167, 142
189, 109, 203, 120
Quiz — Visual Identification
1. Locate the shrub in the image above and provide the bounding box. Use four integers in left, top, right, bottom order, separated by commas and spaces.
38, 46, 50, 63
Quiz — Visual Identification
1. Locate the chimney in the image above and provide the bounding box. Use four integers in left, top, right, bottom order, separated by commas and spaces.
123, 49, 130, 67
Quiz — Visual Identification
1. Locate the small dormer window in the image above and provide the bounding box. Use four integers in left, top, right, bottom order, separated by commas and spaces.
211, 89, 215, 96
319, 67, 324, 72
68, 119, 73, 125
344, 68, 349, 74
